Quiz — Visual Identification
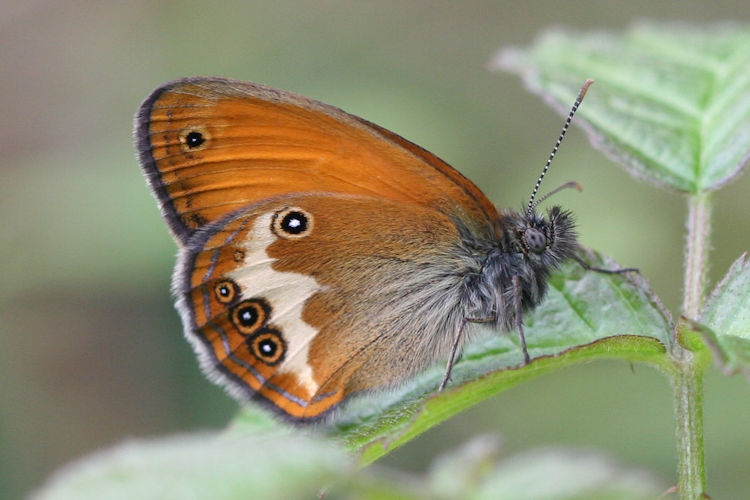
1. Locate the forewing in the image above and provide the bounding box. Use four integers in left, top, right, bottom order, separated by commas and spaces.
135, 77, 499, 244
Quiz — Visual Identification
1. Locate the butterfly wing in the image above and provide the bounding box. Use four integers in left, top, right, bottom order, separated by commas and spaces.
177, 194, 477, 421
135, 77, 499, 244
135, 77, 499, 421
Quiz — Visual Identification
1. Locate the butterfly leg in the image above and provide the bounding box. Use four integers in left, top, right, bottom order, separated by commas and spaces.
573, 254, 638, 274
440, 273, 535, 391
439, 314, 496, 391
512, 275, 531, 365
439, 318, 468, 391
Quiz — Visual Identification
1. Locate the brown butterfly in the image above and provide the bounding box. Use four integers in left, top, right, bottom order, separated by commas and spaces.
135, 77, 615, 422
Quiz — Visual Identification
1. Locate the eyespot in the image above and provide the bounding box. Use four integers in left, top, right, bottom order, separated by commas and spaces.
179, 126, 210, 151
524, 228, 547, 253
230, 299, 270, 335
214, 279, 240, 304
247, 329, 286, 365
272, 207, 313, 239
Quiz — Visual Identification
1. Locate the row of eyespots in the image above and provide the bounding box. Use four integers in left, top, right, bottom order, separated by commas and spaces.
233, 298, 286, 366
204, 204, 314, 366
213, 279, 286, 366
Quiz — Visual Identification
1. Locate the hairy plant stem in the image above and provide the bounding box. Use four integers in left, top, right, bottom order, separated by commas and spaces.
683, 193, 712, 319
673, 192, 711, 498
672, 345, 706, 499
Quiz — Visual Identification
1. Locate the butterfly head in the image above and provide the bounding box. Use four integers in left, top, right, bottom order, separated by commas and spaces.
505, 77, 595, 277
505, 205, 577, 271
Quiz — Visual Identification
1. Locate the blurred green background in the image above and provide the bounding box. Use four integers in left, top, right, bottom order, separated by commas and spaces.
2, 2, 749, 498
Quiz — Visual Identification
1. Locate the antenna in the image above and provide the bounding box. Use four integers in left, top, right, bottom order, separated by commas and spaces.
525, 79, 593, 218
529, 180, 582, 213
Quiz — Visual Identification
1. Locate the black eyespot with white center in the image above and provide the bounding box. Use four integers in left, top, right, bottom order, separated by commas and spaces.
247, 329, 286, 365
230, 299, 270, 335
179, 126, 210, 152
185, 131, 204, 148
282, 212, 306, 233
272, 207, 314, 239
214, 279, 240, 304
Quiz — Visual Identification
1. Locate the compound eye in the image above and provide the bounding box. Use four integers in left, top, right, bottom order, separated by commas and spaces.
524, 228, 547, 253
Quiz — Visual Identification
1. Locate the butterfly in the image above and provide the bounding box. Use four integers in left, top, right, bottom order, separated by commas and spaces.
135, 77, 616, 423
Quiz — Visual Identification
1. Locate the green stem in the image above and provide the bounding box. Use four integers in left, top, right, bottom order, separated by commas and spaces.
682, 193, 711, 319
673, 192, 711, 498
671, 345, 706, 499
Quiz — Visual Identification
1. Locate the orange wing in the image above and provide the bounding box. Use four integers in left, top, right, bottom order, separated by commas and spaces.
176, 194, 474, 421
136, 77, 502, 422
135, 77, 500, 245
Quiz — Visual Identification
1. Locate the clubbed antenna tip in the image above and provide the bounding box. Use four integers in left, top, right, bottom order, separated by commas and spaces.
578, 78, 594, 100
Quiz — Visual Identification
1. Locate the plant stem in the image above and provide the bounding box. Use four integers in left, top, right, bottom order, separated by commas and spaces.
672, 345, 706, 499
673, 192, 711, 498
682, 193, 711, 319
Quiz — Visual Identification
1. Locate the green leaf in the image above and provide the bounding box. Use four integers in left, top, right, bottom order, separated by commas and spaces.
424, 436, 664, 499
33, 419, 352, 500
32, 416, 349, 500
470, 448, 662, 500
493, 22, 750, 193
427, 438, 662, 500
699, 252, 750, 375
327, 250, 673, 463
35, 424, 662, 500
